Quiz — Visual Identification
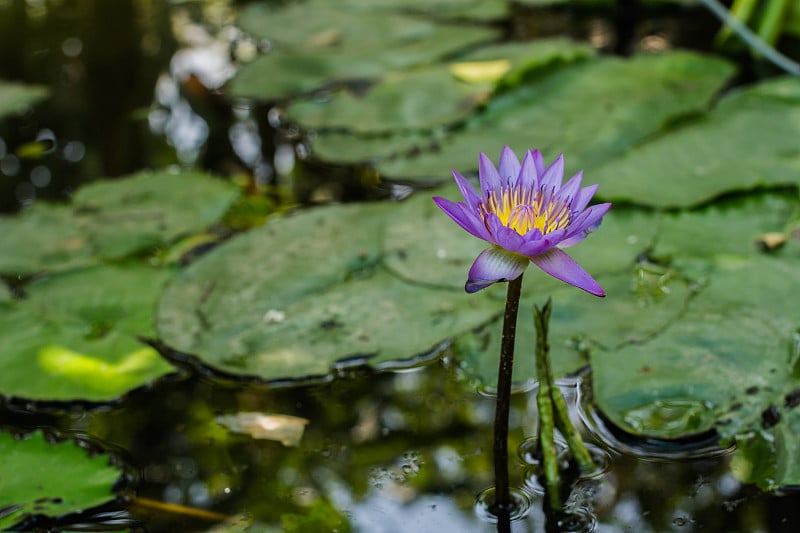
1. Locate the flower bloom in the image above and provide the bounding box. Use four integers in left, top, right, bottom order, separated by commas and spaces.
433, 146, 611, 295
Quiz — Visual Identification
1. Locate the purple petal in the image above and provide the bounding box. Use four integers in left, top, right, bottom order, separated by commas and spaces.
518, 236, 553, 257
517, 150, 539, 189
566, 203, 611, 237
486, 213, 525, 252
530, 150, 546, 179
540, 153, 565, 191
433, 196, 488, 241
558, 171, 583, 202
572, 183, 599, 213
497, 146, 521, 186
478, 153, 501, 196
466, 246, 529, 293
530, 248, 605, 296
452, 170, 481, 211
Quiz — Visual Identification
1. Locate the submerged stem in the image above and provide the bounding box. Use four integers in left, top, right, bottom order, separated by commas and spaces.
493, 273, 524, 516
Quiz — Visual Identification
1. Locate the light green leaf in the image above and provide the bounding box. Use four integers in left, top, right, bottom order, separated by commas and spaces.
0, 431, 121, 530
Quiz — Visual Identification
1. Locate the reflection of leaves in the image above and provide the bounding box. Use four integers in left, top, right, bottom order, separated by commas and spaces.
0, 431, 121, 530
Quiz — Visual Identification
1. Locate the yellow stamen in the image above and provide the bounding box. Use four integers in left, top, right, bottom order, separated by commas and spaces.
481, 185, 571, 236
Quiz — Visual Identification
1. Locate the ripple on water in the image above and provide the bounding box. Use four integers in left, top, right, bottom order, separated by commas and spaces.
576, 378, 735, 461
474, 486, 532, 524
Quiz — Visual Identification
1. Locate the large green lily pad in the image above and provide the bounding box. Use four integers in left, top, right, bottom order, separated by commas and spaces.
0, 203, 95, 275
0, 170, 239, 275
0, 265, 175, 401
374, 52, 735, 181
594, 77, 800, 207
589, 192, 800, 489
0, 431, 122, 530
157, 202, 500, 381
230, 1, 500, 101
288, 40, 594, 134
72, 170, 240, 260
0, 80, 48, 120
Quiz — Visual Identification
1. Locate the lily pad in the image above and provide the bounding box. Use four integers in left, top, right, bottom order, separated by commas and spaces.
72, 170, 240, 260
589, 192, 800, 488
0, 431, 122, 530
0, 170, 239, 276
0, 80, 48, 120
157, 202, 499, 381
594, 77, 800, 207
0, 265, 175, 401
230, 1, 500, 101
0, 203, 95, 275
289, 40, 594, 134
375, 51, 735, 181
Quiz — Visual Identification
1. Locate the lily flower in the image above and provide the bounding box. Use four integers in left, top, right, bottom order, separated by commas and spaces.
433, 146, 610, 295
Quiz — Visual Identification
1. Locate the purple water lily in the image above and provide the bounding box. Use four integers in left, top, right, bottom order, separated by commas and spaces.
433, 146, 611, 296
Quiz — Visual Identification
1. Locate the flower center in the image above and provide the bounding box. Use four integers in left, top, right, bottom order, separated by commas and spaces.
481, 185, 571, 236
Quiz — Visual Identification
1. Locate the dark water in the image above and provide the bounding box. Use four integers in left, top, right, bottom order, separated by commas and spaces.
2, 1, 800, 532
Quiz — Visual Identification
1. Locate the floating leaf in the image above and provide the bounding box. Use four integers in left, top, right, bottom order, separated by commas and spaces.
291, 40, 594, 135
288, 68, 491, 134
0, 170, 239, 276
157, 202, 499, 381
216, 412, 310, 446
0, 265, 175, 401
589, 192, 800, 488
594, 77, 800, 207
230, 1, 499, 100
375, 52, 735, 181
0, 80, 48, 120
0, 204, 94, 275
0, 431, 121, 530
72, 170, 240, 260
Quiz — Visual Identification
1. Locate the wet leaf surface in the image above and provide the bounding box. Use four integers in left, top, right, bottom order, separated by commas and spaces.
0, 431, 121, 530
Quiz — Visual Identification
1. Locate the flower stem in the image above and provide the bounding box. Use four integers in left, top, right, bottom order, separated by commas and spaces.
533, 300, 561, 509
493, 273, 524, 515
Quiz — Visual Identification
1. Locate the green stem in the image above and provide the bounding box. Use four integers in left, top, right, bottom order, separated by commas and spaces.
535, 299, 596, 476
533, 300, 561, 509
492, 274, 524, 515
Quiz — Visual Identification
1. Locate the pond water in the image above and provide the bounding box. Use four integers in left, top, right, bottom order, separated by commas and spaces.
2, 0, 800, 532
